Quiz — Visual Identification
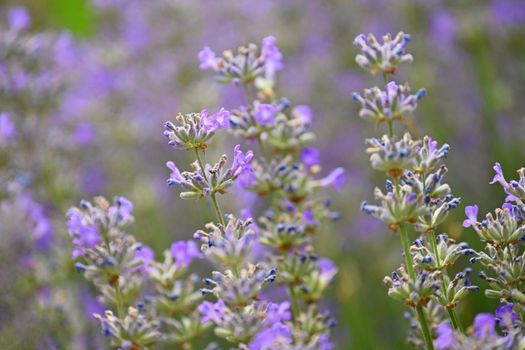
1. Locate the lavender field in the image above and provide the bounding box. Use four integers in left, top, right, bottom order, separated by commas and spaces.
1, 1, 525, 349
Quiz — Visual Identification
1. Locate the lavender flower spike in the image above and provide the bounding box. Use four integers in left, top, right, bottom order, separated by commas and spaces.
353, 32, 413, 75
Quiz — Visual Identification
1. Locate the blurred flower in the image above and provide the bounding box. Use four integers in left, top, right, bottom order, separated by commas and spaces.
170, 240, 203, 268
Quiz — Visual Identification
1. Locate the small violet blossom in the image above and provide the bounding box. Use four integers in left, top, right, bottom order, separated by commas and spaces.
200, 108, 231, 132
300, 147, 320, 170
198, 47, 220, 71
8, 6, 30, 32
261, 36, 283, 78
473, 313, 496, 339
170, 240, 203, 268
198, 299, 226, 324
254, 104, 278, 126
230, 144, 254, 178
0, 113, 16, 145
319, 167, 345, 191
249, 323, 292, 350
292, 105, 312, 125
434, 323, 455, 350
462, 205, 478, 228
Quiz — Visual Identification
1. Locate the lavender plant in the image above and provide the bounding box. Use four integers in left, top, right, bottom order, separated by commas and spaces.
355, 33, 479, 350
68, 36, 341, 349
180, 36, 341, 349
67, 195, 211, 349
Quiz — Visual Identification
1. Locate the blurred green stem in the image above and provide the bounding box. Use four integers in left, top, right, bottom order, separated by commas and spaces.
193, 148, 226, 227
114, 282, 125, 320
400, 224, 434, 350
288, 285, 300, 319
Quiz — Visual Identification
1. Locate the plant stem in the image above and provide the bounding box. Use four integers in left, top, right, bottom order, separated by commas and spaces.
193, 148, 208, 182
399, 224, 434, 350
114, 281, 125, 320
193, 148, 226, 227
288, 285, 300, 319
428, 232, 464, 332
210, 192, 226, 227
416, 305, 435, 350
399, 224, 415, 280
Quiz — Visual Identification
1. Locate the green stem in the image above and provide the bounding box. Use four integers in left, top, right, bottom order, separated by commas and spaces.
193, 148, 208, 182
400, 225, 434, 350
211, 193, 226, 228
114, 281, 125, 320
387, 121, 394, 138
447, 309, 463, 333
288, 285, 300, 319
399, 224, 415, 280
428, 232, 464, 332
242, 81, 255, 102
416, 305, 435, 350
193, 148, 226, 227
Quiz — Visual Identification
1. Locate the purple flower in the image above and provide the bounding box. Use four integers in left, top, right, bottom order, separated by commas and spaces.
170, 240, 202, 268
490, 1, 525, 28
473, 313, 496, 339
300, 147, 320, 170
303, 209, 318, 226
166, 161, 190, 186
462, 205, 478, 228
429, 10, 457, 54
495, 304, 518, 329
317, 258, 338, 283
261, 36, 283, 78
134, 245, 155, 274
249, 323, 292, 350
66, 208, 101, 255
264, 302, 291, 325
319, 167, 345, 191
490, 162, 508, 186
434, 323, 455, 350
200, 108, 230, 132
292, 105, 312, 125
82, 290, 104, 321
8, 6, 30, 32
54, 33, 77, 68
318, 333, 335, 350
0, 113, 16, 145
230, 144, 254, 178
198, 299, 226, 324
254, 104, 278, 126
108, 196, 134, 225
198, 47, 220, 71
74, 122, 96, 146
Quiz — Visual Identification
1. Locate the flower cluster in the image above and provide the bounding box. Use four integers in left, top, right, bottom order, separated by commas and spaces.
464, 165, 525, 311
352, 81, 426, 127
199, 36, 283, 98
355, 32, 477, 350
67, 196, 210, 348
433, 304, 523, 350
353, 32, 413, 75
